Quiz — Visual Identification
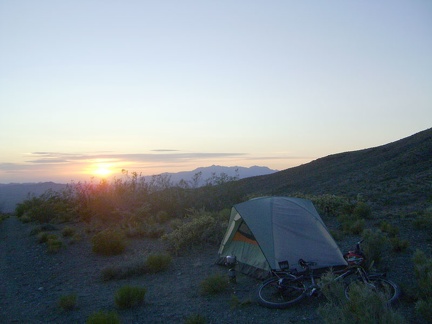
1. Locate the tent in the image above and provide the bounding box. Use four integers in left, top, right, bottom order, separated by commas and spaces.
217, 196, 347, 278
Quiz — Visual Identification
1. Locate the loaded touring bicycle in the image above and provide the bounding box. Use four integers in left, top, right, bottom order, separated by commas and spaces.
217, 196, 400, 308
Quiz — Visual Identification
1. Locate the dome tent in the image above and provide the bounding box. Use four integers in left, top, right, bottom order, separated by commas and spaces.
217, 196, 347, 278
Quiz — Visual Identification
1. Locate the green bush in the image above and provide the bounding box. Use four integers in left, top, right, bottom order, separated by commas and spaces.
47, 236, 63, 253
318, 273, 405, 323
15, 190, 75, 223
86, 310, 120, 324
101, 261, 146, 281
413, 250, 432, 299
101, 254, 171, 281
343, 219, 365, 235
92, 230, 126, 256
200, 273, 228, 295
389, 237, 409, 253
184, 313, 207, 324
413, 208, 432, 231
361, 229, 390, 269
162, 208, 228, 253
58, 294, 77, 311
352, 201, 372, 219
62, 226, 76, 237
145, 253, 172, 273
37, 232, 57, 244
379, 221, 399, 237
309, 194, 353, 216
114, 285, 146, 309
415, 298, 432, 323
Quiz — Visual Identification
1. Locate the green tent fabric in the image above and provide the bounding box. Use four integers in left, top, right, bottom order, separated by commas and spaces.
218, 196, 347, 278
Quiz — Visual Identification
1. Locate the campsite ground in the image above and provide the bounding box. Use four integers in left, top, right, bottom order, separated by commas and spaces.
0, 214, 429, 323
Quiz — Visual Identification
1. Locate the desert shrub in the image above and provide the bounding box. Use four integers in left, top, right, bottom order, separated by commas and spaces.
379, 221, 399, 237
62, 226, 76, 237
361, 229, 390, 269
155, 210, 171, 223
69, 233, 82, 244
145, 253, 172, 273
114, 285, 146, 309
15, 190, 75, 223
309, 194, 353, 216
58, 293, 77, 311
101, 254, 171, 281
47, 235, 63, 253
70, 173, 151, 224
92, 229, 126, 256
162, 208, 228, 253
352, 201, 372, 219
413, 208, 432, 231
37, 232, 57, 244
408, 250, 432, 322
169, 218, 183, 230
344, 219, 365, 235
101, 260, 146, 281
329, 229, 344, 241
318, 273, 405, 323
86, 310, 120, 324
0, 213, 9, 223
415, 298, 432, 323
389, 237, 409, 253
184, 313, 207, 324
200, 273, 228, 295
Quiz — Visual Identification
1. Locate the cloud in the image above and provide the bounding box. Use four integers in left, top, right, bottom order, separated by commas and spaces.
23, 151, 247, 164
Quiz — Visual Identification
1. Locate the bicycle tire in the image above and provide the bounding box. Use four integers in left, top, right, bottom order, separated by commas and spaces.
257, 276, 307, 309
344, 277, 400, 305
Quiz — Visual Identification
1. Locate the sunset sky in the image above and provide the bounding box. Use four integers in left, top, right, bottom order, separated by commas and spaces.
1, 1, 431, 183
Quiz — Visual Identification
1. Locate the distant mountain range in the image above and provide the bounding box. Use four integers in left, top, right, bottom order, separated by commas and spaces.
0, 165, 277, 213
2, 128, 431, 214
147, 165, 277, 187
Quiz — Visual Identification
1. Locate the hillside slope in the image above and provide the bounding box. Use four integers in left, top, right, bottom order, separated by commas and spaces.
228, 128, 432, 212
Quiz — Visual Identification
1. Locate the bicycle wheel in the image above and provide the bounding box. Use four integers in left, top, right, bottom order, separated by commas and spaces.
344, 277, 400, 305
257, 276, 307, 309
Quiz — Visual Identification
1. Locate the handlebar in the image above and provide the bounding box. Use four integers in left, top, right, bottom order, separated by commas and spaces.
355, 239, 364, 253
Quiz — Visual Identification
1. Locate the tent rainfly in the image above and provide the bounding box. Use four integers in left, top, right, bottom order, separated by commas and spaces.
217, 196, 348, 278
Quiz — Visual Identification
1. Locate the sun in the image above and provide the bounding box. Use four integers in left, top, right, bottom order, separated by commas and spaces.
94, 164, 112, 177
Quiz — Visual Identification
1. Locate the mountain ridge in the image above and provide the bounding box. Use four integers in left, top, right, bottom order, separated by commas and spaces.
223, 127, 432, 212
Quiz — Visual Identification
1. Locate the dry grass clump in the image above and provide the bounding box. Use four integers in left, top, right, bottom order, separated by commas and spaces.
162, 208, 228, 254
101, 253, 172, 281
86, 310, 120, 324
61, 226, 76, 237
184, 313, 207, 324
58, 293, 77, 311
200, 273, 228, 296
91, 229, 126, 256
114, 285, 146, 309
318, 272, 405, 323
413, 250, 432, 322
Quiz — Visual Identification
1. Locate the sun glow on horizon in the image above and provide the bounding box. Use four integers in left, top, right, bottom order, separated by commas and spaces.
90, 163, 114, 178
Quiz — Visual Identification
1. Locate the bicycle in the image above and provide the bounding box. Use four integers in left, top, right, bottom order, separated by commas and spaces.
256, 240, 400, 309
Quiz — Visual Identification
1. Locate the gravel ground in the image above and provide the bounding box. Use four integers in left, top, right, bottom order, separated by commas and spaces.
0, 215, 428, 323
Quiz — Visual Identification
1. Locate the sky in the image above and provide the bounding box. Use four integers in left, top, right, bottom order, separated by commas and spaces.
1, 1, 431, 183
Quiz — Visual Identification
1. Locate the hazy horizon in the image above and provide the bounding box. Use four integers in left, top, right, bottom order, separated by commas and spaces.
1, 1, 431, 183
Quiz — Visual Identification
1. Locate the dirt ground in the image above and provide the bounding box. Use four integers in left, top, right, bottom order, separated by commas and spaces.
0, 215, 427, 323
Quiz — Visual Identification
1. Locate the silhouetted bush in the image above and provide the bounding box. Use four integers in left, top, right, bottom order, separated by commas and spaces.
86, 310, 120, 324
92, 229, 126, 256
161, 208, 228, 254
58, 294, 77, 311
200, 273, 228, 296
114, 285, 146, 309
